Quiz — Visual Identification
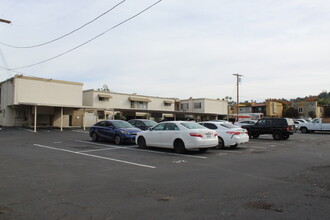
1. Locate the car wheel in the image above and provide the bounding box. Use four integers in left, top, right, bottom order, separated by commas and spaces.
300, 127, 308, 133
218, 137, 225, 148
230, 144, 238, 149
91, 133, 99, 141
283, 134, 290, 140
199, 148, 208, 153
272, 131, 283, 140
114, 135, 122, 145
137, 136, 147, 148
252, 133, 260, 139
174, 140, 186, 154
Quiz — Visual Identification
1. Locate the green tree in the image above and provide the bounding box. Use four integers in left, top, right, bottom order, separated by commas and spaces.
324, 107, 330, 117
308, 110, 316, 118
283, 107, 299, 118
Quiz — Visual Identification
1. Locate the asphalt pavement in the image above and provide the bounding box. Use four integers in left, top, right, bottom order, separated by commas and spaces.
0, 127, 329, 219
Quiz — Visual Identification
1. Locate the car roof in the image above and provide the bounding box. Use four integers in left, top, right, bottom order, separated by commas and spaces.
199, 121, 229, 124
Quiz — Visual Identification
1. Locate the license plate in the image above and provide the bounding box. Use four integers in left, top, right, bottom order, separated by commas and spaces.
205, 133, 212, 138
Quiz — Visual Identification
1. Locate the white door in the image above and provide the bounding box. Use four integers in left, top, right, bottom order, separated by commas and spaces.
146, 123, 166, 146
161, 123, 180, 148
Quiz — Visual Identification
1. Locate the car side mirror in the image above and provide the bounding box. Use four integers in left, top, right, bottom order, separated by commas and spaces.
108, 126, 114, 129
148, 127, 153, 131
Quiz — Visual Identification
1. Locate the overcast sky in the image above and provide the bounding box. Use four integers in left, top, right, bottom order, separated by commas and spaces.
0, 0, 329, 102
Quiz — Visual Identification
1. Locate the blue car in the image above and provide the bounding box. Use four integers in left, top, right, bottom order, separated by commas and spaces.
89, 120, 141, 144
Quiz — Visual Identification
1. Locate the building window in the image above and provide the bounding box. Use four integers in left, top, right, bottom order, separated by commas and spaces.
180, 103, 189, 110
298, 107, 304, 113
164, 103, 171, 106
131, 101, 148, 109
98, 97, 110, 102
194, 102, 202, 109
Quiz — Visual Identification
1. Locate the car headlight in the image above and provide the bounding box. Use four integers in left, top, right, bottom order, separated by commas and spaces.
120, 130, 130, 135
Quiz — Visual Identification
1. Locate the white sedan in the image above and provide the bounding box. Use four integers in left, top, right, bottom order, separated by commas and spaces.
136, 121, 218, 153
199, 121, 249, 148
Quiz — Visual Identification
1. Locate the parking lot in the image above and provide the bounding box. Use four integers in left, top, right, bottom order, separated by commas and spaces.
0, 128, 329, 219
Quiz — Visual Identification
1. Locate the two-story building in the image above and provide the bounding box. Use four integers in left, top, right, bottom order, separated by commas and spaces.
0, 75, 229, 130
178, 97, 228, 121
82, 89, 177, 124
291, 101, 323, 118
0, 75, 84, 131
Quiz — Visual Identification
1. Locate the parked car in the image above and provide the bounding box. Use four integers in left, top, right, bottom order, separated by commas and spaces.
235, 120, 257, 126
294, 121, 305, 131
241, 118, 295, 140
89, 120, 141, 144
136, 121, 218, 153
128, 119, 157, 130
294, 119, 310, 124
199, 121, 249, 148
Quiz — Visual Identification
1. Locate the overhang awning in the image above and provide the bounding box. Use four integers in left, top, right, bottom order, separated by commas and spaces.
128, 96, 151, 102
16, 102, 87, 108
164, 100, 174, 104
98, 94, 112, 98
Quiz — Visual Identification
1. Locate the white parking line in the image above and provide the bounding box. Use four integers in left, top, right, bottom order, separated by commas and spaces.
75, 140, 208, 159
33, 144, 156, 169
72, 130, 89, 134
249, 146, 267, 149
77, 148, 119, 153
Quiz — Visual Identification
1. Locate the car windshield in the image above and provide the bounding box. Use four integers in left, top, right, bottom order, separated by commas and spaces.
220, 123, 240, 129
111, 121, 135, 128
144, 120, 157, 127
181, 122, 207, 129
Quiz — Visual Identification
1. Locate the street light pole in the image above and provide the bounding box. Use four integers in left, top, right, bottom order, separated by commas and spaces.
233, 73, 243, 121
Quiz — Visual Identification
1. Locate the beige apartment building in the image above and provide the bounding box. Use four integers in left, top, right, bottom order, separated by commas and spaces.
0, 75, 229, 130
178, 97, 228, 121
0, 75, 84, 131
82, 89, 177, 123
291, 101, 323, 118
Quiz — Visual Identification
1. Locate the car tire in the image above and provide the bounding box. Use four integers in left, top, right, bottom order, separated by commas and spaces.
230, 144, 238, 149
218, 137, 225, 148
283, 134, 290, 140
174, 140, 186, 154
300, 127, 308, 133
199, 148, 208, 153
252, 133, 260, 139
272, 131, 283, 140
114, 135, 122, 145
91, 132, 99, 141
137, 136, 147, 148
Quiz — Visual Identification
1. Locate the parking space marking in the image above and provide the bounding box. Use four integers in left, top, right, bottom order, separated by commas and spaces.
33, 144, 156, 169
72, 130, 89, 134
75, 140, 208, 159
77, 148, 120, 153
249, 146, 267, 149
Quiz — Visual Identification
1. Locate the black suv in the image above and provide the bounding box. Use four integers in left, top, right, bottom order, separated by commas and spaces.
241, 118, 295, 140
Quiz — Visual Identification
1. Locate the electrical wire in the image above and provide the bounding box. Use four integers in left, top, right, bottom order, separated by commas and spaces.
0, 0, 127, 49
5, 0, 163, 70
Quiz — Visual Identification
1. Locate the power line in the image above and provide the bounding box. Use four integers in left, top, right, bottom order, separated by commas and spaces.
0, 0, 127, 49
4, 0, 163, 70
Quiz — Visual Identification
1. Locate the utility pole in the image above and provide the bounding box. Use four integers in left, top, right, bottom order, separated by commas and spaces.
0, 18, 12, 79
233, 73, 243, 121
0, 18, 11, 24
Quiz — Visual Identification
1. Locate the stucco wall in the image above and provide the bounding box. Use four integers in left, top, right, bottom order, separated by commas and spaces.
14, 77, 82, 106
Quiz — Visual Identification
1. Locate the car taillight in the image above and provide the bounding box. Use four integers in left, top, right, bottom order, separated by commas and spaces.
226, 131, 241, 135
190, 132, 203, 138
214, 133, 218, 136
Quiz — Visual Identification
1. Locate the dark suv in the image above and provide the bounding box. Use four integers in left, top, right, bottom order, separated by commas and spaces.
241, 118, 295, 140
